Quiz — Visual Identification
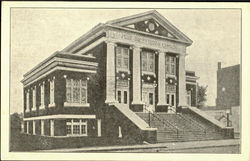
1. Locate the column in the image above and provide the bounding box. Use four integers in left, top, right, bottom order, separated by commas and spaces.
178, 54, 187, 108
105, 41, 117, 104
40, 81, 45, 109
49, 76, 55, 107
33, 120, 36, 135
41, 120, 44, 135
131, 46, 144, 107
21, 121, 24, 133
26, 121, 29, 134
32, 86, 36, 111
157, 51, 167, 106
26, 89, 30, 112
50, 120, 54, 136
97, 119, 101, 137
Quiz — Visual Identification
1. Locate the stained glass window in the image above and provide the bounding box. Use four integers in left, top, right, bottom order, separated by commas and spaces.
116, 47, 129, 70
81, 80, 87, 104
142, 53, 148, 71
166, 55, 176, 76
66, 78, 87, 104
73, 80, 80, 103
142, 51, 155, 73
66, 79, 72, 103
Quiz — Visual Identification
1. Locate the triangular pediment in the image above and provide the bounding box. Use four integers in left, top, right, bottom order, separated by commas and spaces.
123, 19, 177, 39
106, 10, 192, 45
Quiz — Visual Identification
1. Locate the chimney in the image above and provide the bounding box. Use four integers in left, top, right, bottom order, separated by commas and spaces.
218, 62, 221, 70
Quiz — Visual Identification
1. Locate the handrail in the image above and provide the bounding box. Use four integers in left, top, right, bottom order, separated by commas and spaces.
168, 106, 206, 133
180, 113, 206, 132
143, 104, 179, 134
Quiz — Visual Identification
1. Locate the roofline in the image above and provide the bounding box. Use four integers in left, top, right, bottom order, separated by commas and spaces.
218, 64, 240, 71
62, 10, 193, 54
152, 10, 193, 44
106, 10, 156, 25
106, 10, 193, 44
106, 24, 192, 46
22, 51, 96, 79
62, 23, 105, 52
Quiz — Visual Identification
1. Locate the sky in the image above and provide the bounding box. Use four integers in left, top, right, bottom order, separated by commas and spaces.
10, 8, 241, 114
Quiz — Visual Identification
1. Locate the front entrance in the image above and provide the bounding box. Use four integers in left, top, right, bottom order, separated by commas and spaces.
116, 80, 129, 107
166, 93, 176, 113
116, 88, 129, 107
142, 84, 155, 113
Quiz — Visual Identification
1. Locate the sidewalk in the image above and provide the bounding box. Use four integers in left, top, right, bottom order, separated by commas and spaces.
37, 139, 240, 152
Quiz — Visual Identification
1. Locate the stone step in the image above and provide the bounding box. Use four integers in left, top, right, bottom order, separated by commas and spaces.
136, 111, 226, 143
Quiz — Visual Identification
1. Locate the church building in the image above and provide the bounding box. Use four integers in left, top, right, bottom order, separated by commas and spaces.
21, 10, 234, 147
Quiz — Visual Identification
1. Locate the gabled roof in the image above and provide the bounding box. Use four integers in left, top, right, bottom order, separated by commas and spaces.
106, 10, 193, 45
63, 10, 192, 53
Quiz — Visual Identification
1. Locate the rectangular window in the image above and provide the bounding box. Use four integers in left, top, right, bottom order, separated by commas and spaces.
66, 78, 88, 105
124, 91, 127, 104
66, 119, 87, 136
118, 91, 121, 103
116, 46, 129, 70
149, 93, 153, 105
73, 80, 80, 103
49, 79, 54, 105
81, 124, 87, 135
142, 51, 155, 73
73, 125, 80, 134
66, 125, 71, 135
81, 80, 87, 104
66, 79, 72, 103
165, 55, 176, 76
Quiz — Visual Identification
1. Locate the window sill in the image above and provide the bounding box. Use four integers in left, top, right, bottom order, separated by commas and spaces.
166, 74, 177, 79
64, 102, 90, 107
117, 68, 130, 74
142, 71, 156, 77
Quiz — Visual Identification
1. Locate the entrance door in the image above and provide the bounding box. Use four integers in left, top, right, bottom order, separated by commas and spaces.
186, 90, 191, 106
116, 88, 129, 107
166, 93, 176, 113
142, 91, 155, 113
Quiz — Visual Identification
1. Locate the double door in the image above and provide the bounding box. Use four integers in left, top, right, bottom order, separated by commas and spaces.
116, 88, 129, 107
142, 87, 155, 113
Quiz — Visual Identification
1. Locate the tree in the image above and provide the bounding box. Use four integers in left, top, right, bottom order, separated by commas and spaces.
197, 85, 208, 108
10, 112, 22, 151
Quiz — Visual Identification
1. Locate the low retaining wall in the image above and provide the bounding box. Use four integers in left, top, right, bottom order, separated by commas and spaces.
15, 133, 136, 151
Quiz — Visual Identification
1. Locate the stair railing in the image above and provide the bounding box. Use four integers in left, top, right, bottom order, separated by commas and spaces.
168, 106, 207, 135
143, 104, 180, 136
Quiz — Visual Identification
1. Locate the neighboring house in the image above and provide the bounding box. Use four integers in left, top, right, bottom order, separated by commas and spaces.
202, 63, 240, 137
20, 10, 233, 147
216, 62, 240, 109
216, 62, 240, 137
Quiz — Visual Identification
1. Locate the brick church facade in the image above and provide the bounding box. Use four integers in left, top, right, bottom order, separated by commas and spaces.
21, 10, 234, 147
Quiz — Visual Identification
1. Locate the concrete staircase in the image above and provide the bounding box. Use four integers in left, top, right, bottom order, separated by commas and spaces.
136, 111, 228, 143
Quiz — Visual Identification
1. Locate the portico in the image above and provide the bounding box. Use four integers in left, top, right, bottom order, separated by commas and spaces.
103, 25, 189, 113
